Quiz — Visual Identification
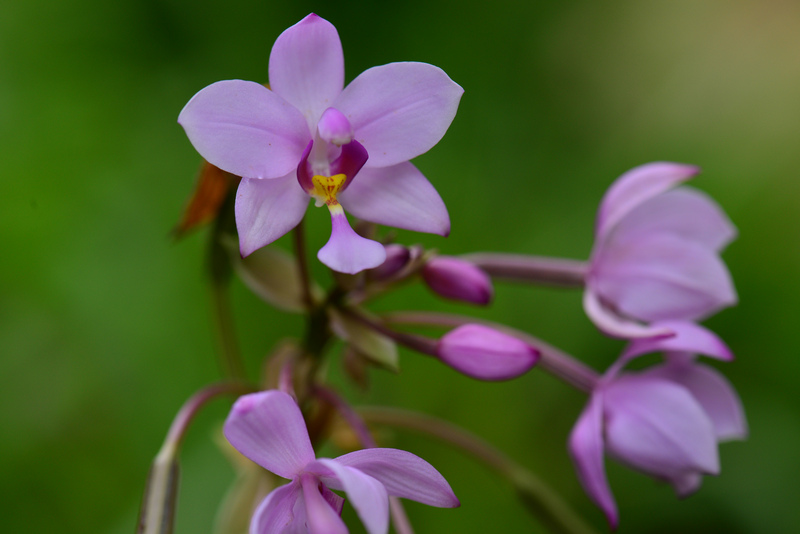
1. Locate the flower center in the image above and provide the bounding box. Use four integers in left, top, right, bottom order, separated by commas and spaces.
311, 173, 347, 207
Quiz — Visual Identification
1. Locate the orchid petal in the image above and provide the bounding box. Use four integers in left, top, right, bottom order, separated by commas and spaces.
317, 107, 354, 146
622, 321, 733, 362
317, 207, 386, 274
224, 391, 315, 479
595, 162, 700, 239
335, 62, 463, 167
592, 233, 737, 322
178, 80, 309, 179
583, 290, 674, 340
338, 162, 450, 236
235, 174, 309, 257
269, 14, 344, 131
644, 362, 748, 441
309, 459, 389, 534
300, 475, 348, 534
610, 188, 737, 252
604, 375, 719, 479
250, 482, 302, 534
333, 448, 460, 507
569, 393, 618, 529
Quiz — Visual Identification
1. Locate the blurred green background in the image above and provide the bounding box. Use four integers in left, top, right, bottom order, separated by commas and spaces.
2, 0, 798, 532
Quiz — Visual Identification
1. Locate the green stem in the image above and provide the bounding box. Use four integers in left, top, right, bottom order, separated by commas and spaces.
357, 407, 599, 534
210, 281, 245, 380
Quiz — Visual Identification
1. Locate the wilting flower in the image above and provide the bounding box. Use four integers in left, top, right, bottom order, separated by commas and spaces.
569, 321, 746, 528
583, 162, 737, 338
179, 14, 462, 274
224, 390, 459, 534
436, 324, 539, 380
422, 256, 494, 305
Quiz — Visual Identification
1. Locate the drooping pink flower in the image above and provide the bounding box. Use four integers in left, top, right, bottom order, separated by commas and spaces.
568, 321, 746, 528
583, 162, 737, 338
224, 390, 459, 534
179, 14, 462, 274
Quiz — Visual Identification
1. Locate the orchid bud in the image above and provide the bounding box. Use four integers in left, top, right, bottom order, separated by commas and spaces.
422, 257, 493, 305
369, 244, 411, 281
436, 324, 539, 380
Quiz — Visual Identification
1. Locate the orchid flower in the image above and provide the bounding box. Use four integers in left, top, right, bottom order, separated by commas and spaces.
584, 162, 738, 338
568, 321, 746, 528
224, 390, 459, 534
179, 14, 463, 274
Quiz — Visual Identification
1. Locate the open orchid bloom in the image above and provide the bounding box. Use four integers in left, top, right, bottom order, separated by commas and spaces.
568, 321, 746, 528
179, 14, 463, 274
224, 390, 459, 534
584, 162, 738, 338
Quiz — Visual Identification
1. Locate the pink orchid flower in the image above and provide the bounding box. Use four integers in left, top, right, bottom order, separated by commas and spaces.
569, 321, 746, 528
179, 14, 463, 274
224, 390, 459, 534
583, 162, 737, 338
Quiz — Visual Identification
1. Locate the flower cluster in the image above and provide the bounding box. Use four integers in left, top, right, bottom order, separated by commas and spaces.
156, 12, 748, 534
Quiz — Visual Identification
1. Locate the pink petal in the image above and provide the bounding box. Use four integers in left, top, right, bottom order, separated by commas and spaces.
604, 375, 719, 479
609, 188, 737, 252
338, 162, 450, 236
309, 459, 389, 534
250, 482, 303, 534
622, 321, 733, 362
333, 448, 460, 508
592, 233, 737, 322
436, 324, 539, 381
568, 394, 618, 529
269, 14, 344, 131
223, 391, 315, 479
317, 208, 386, 274
645, 362, 748, 441
583, 290, 675, 339
595, 162, 700, 239
235, 174, 309, 257
178, 80, 309, 179
300, 475, 348, 534
335, 62, 463, 167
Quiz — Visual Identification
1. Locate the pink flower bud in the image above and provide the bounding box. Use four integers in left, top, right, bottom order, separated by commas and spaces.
369, 244, 411, 280
422, 257, 493, 305
436, 324, 539, 380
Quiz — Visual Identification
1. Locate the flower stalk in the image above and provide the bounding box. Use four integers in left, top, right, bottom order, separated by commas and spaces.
462, 253, 588, 287
357, 407, 599, 534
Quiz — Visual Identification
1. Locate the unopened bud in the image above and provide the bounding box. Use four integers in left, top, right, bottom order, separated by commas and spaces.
369, 244, 411, 280
422, 257, 493, 305
436, 324, 539, 380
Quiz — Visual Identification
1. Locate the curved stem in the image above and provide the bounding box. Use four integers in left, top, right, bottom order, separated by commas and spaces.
383, 311, 599, 392
358, 407, 599, 534
315, 387, 415, 534
137, 381, 256, 534
463, 253, 588, 288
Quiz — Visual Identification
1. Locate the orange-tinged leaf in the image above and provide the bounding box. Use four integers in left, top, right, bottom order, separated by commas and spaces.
173, 161, 239, 238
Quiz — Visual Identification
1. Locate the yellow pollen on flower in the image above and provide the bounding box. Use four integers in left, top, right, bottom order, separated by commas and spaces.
311, 173, 347, 207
